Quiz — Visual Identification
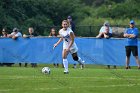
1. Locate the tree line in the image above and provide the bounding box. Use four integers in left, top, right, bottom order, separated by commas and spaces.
0, 0, 140, 36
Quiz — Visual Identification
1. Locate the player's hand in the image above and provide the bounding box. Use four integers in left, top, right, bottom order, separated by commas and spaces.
124, 34, 129, 38
66, 48, 70, 52
129, 34, 135, 38
53, 43, 57, 49
12, 36, 17, 40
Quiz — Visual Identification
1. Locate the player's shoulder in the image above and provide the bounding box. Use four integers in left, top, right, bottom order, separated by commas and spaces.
67, 27, 73, 33
99, 26, 105, 32
59, 28, 63, 34
59, 28, 63, 32
127, 28, 132, 31
134, 27, 138, 30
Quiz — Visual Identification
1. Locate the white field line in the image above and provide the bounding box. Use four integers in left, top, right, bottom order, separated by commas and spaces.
0, 83, 140, 92
0, 76, 140, 81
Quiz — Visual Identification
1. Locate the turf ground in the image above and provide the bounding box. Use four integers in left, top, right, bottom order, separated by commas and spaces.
0, 65, 140, 93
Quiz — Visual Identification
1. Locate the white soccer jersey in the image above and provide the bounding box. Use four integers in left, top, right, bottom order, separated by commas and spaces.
59, 27, 78, 54
11, 32, 22, 37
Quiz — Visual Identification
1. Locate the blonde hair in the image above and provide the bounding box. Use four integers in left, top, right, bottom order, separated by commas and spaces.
62, 20, 70, 27
29, 27, 34, 32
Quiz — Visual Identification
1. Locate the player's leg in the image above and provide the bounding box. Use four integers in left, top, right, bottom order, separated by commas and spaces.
62, 49, 69, 74
126, 56, 130, 69
132, 46, 140, 69
125, 46, 131, 69
19, 63, 22, 67
25, 63, 28, 67
134, 56, 140, 69
53, 63, 56, 68
73, 63, 77, 69
56, 63, 59, 68
71, 52, 85, 69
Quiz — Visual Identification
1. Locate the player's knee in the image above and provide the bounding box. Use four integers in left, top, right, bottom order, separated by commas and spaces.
73, 56, 78, 61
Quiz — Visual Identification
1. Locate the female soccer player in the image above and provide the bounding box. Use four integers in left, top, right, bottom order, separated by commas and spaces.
53, 20, 84, 74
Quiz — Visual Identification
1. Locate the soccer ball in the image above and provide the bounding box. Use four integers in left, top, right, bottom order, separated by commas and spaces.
42, 67, 50, 74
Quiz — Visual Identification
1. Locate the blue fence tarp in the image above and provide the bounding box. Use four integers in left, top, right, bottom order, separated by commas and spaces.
0, 37, 140, 66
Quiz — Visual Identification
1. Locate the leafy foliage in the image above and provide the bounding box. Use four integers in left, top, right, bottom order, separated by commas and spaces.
0, 0, 140, 36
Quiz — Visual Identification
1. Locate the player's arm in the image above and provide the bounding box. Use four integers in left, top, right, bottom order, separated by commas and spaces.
123, 30, 128, 37
124, 28, 138, 38
54, 37, 63, 48
8, 33, 14, 38
67, 32, 75, 51
124, 28, 129, 38
128, 34, 135, 38
124, 33, 134, 38
130, 29, 138, 38
12, 33, 22, 40
54, 30, 63, 48
123, 33, 128, 37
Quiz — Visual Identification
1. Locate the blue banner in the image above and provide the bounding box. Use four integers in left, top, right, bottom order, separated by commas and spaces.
0, 37, 140, 66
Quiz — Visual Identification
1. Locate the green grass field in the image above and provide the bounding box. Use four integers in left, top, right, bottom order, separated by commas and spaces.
0, 65, 140, 93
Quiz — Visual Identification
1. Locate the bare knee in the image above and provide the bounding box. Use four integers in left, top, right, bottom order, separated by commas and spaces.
62, 49, 68, 59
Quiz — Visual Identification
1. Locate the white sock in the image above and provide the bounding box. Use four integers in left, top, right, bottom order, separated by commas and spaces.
77, 57, 84, 65
63, 59, 68, 72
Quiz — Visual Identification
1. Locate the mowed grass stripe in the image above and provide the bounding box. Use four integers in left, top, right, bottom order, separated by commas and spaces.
0, 67, 140, 93
0, 83, 140, 92
1, 75, 140, 81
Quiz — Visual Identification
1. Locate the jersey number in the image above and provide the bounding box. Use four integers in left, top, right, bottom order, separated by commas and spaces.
65, 39, 68, 42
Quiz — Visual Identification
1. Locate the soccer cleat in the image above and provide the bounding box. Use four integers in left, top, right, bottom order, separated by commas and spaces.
125, 66, 131, 69
125, 67, 129, 69
80, 61, 85, 69
107, 65, 110, 69
64, 72, 69, 74
114, 65, 117, 69
64, 70, 69, 74
73, 64, 77, 69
